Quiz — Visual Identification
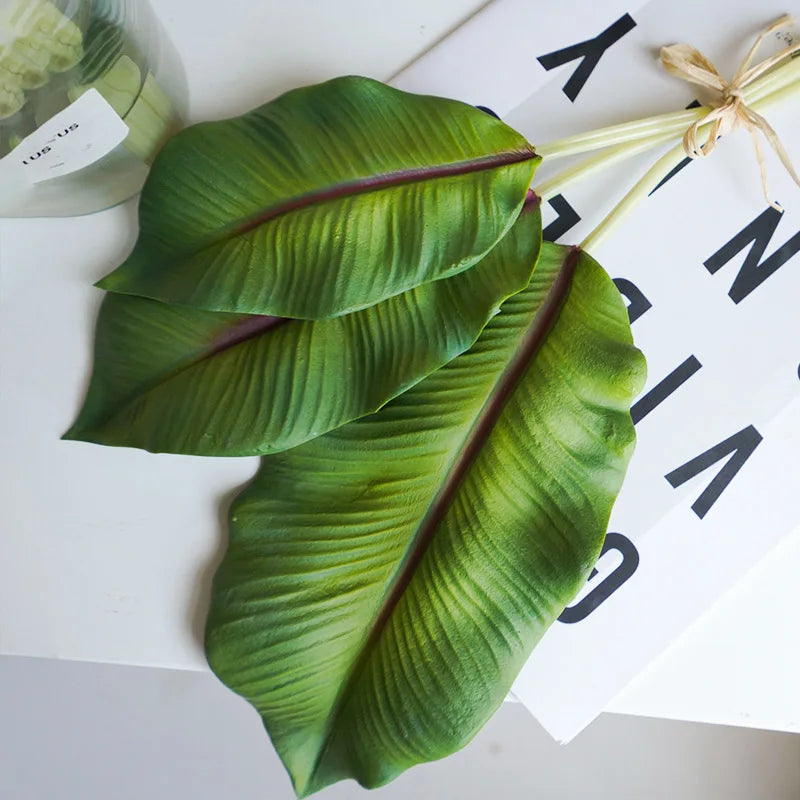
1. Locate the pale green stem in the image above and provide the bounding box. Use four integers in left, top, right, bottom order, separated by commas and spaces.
745, 55, 800, 104
750, 73, 800, 110
534, 131, 678, 200
536, 54, 800, 160
536, 108, 705, 160
535, 68, 800, 202
579, 142, 687, 252
579, 64, 800, 252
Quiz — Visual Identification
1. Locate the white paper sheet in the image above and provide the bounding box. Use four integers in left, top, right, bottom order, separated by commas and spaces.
394, 0, 800, 742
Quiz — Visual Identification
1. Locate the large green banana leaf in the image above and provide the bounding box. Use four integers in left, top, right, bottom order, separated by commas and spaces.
205, 243, 647, 796
64, 202, 541, 456
96, 76, 539, 319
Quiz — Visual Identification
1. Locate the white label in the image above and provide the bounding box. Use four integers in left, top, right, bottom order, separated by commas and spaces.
0, 89, 129, 184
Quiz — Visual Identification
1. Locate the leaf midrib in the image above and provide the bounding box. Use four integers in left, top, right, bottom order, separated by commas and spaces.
87, 149, 537, 440
66, 310, 288, 443
179, 148, 538, 255
304, 245, 580, 792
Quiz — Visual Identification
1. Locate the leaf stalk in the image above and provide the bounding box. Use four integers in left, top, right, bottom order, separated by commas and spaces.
535, 54, 800, 160
579, 63, 800, 251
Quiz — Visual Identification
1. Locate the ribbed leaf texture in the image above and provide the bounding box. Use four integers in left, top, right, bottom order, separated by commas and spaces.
97, 76, 539, 319
206, 243, 647, 795
64, 202, 541, 455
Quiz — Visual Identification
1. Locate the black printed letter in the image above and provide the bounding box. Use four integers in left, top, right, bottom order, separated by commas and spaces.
559, 533, 640, 623
538, 14, 637, 102
543, 194, 581, 242
630, 356, 702, 425
704, 207, 800, 303
613, 278, 652, 324
648, 100, 702, 195
665, 425, 763, 519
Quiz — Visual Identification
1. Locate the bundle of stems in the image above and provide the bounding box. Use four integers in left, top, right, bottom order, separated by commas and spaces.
532, 33, 800, 250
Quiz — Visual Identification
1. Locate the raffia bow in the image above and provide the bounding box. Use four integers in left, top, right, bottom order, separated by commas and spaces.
660, 15, 800, 209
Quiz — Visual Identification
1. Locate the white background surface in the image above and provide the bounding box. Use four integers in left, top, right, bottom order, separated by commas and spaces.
1, 655, 799, 800
0, 0, 798, 758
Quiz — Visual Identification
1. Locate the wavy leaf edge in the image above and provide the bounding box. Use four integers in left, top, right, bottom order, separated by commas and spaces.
206, 242, 646, 796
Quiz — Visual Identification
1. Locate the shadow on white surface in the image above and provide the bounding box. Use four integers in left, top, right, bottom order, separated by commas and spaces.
185, 479, 257, 652
1, 655, 798, 800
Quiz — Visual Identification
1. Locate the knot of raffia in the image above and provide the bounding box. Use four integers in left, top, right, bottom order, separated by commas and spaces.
660, 14, 800, 209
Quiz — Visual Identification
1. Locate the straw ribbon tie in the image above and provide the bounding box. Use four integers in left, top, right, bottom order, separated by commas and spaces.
660, 15, 800, 209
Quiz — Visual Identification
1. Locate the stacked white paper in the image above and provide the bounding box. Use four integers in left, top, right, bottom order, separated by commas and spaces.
393, 0, 800, 742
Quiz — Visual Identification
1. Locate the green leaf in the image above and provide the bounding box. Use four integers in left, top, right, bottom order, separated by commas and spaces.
78, 16, 124, 84
205, 243, 647, 796
96, 76, 539, 319
64, 201, 542, 456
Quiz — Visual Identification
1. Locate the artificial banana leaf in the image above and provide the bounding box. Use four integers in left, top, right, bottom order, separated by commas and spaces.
64, 200, 541, 456
205, 243, 646, 795
97, 76, 539, 319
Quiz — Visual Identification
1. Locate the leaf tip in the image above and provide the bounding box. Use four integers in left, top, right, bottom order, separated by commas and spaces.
95, 264, 136, 293
94, 273, 116, 291
60, 425, 84, 443
61, 418, 100, 445
287, 764, 321, 799
292, 783, 314, 800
